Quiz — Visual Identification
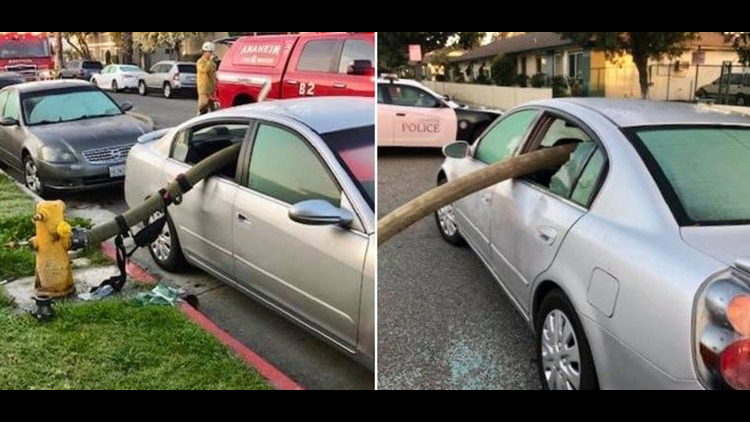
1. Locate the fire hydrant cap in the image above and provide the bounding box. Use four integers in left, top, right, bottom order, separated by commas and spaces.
57, 222, 72, 238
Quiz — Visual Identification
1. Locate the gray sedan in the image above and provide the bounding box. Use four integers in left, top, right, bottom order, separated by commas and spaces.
437, 98, 750, 390
0, 80, 151, 196
124, 97, 375, 369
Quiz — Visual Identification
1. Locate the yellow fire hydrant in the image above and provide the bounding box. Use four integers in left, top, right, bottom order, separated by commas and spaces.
30, 201, 75, 298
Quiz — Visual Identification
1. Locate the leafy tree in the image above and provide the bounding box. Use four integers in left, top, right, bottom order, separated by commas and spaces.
725, 32, 750, 65
558, 32, 699, 98
110, 32, 134, 64
134, 32, 199, 60
491, 54, 516, 86
378, 32, 485, 72
53, 32, 64, 72
62, 32, 98, 59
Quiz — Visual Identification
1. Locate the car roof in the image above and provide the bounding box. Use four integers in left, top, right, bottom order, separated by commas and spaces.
210, 97, 374, 134
11, 79, 93, 94
534, 98, 750, 128
377, 78, 423, 88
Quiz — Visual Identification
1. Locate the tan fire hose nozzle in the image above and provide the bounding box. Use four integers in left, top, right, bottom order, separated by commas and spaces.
378, 144, 577, 247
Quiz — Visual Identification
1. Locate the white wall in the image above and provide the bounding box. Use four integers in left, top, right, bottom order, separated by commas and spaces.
424, 81, 552, 111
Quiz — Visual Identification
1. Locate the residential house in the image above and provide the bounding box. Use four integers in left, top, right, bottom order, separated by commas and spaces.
450, 32, 741, 101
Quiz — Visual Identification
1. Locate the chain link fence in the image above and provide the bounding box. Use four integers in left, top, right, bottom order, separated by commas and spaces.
588, 64, 749, 105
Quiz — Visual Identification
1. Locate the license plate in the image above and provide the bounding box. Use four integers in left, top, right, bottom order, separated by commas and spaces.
109, 165, 126, 178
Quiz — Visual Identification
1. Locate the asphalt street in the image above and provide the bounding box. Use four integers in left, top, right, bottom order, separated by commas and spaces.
377, 148, 540, 390
9, 93, 374, 390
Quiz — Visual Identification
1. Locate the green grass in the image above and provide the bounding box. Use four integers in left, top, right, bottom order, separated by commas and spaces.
0, 175, 113, 280
0, 287, 13, 309
0, 300, 271, 390
0, 173, 36, 218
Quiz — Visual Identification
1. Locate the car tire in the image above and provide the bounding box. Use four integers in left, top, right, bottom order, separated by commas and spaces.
696, 88, 708, 99
112, 80, 119, 93
737, 94, 748, 107
23, 155, 47, 198
535, 289, 599, 391
138, 81, 148, 96
91, 78, 98, 87
434, 176, 466, 246
147, 211, 186, 272
163, 83, 172, 99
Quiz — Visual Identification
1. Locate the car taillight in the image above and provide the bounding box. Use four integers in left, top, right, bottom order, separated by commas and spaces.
695, 271, 750, 390
173, 73, 180, 82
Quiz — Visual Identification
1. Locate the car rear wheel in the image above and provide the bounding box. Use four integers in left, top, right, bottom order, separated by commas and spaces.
163, 83, 172, 99
434, 176, 465, 246
91, 78, 98, 87
112, 80, 119, 93
536, 289, 598, 390
138, 81, 147, 96
23, 155, 47, 197
147, 211, 186, 272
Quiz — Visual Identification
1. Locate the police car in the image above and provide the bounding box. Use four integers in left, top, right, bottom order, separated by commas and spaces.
377, 77, 502, 147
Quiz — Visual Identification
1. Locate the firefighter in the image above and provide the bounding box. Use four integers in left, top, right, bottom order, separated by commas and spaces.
197, 41, 218, 115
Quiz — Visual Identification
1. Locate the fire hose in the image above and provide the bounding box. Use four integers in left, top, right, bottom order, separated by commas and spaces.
24, 82, 272, 303
378, 143, 577, 247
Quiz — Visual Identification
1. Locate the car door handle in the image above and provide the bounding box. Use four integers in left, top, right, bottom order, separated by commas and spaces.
537, 226, 558, 245
396, 113, 407, 117
237, 213, 252, 227
333, 82, 347, 89
286, 80, 299, 86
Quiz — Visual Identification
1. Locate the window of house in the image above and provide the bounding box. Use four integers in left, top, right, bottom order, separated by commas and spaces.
248, 123, 341, 207
568, 52, 584, 79
298, 40, 338, 73
554, 54, 564, 77
475, 110, 538, 164
536, 56, 547, 74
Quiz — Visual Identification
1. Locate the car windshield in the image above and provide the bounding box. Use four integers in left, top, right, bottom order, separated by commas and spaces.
178, 64, 196, 74
634, 127, 750, 225
120, 65, 142, 73
22, 86, 122, 126
321, 126, 375, 209
0, 38, 50, 59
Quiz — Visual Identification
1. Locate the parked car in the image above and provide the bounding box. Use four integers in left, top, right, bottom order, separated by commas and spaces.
92, 64, 147, 93
217, 32, 375, 107
378, 77, 501, 147
696, 72, 750, 106
138, 61, 197, 99
0, 72, 24, 89
436, 98, 750, 390
59, 60, 104, 80
124, 97, 375, 369
0, 80, 151, 196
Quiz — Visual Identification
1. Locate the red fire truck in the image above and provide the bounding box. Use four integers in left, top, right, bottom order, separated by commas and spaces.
217, 32, 375, 108
0, 32, 55, 81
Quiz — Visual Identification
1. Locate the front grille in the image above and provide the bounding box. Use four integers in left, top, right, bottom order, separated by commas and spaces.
81, 144, 134, 165
5, 64, 38, 78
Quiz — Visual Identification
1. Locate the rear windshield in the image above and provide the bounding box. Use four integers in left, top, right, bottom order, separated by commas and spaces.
83, 61, 103, 70
178, 64, 196, 74
321, 126, 375, 209
633, 127, 750, 225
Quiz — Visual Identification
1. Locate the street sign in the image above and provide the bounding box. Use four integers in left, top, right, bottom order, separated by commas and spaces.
692, 51, 706, 66
409, 44, 422, 62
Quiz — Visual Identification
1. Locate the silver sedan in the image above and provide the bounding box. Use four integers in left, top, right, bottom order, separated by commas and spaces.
124, 97, 375, 369
436, 98, 750, 390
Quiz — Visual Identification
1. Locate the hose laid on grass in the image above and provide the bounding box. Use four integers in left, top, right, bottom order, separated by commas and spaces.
377, 144, 577, 247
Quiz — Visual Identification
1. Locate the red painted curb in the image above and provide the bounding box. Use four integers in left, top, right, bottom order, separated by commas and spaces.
100, 242, 158, 285
180, 303, 305, 391
98, 241, 304, 391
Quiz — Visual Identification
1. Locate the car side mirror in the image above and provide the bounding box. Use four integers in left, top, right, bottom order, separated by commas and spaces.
0, 117, 19, 127
289, 200, 354, 227
348, 60, 375, 76
443, 141, 470, 159
120, 102, 134, 112
443, 95, 452, 101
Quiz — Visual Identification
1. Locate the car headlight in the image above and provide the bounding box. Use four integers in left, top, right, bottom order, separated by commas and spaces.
40, 146, 77, 164
695, 268, 750, 390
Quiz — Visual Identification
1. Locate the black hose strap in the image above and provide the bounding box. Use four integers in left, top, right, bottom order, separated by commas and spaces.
115, 215, 130, 238
176, 174, 192, 194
